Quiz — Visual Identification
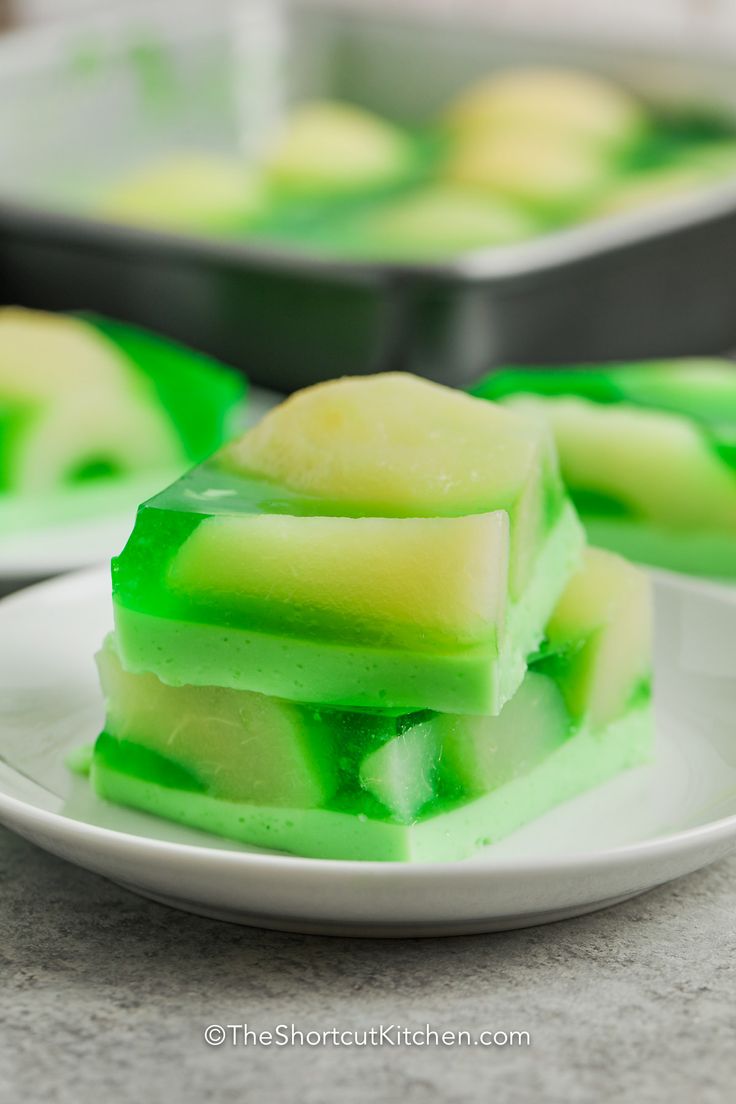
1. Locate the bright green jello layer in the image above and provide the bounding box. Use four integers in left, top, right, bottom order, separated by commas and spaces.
584, 518, 736, 579
84, 315, 246, 463
0, 403, 31, 495
471, 359, 736, 458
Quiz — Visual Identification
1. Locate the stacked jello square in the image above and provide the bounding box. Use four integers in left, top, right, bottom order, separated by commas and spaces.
472, 359, 736, 579
91, 374, 653, 861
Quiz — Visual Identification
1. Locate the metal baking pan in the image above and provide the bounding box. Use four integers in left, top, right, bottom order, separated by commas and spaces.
3, 0, 736, 390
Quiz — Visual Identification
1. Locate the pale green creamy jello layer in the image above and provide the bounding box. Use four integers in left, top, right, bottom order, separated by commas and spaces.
471, 360, 736, 578
112, 374, 584, 715
91, 549, 653, 862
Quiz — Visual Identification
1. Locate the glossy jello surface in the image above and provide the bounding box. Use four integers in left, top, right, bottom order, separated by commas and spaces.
112, 373, 584, 714
93, 549, 652, 862
471, 360, 736, 577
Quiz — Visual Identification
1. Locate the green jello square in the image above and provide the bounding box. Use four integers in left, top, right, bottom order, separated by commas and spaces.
471, 360, 736, 578
0, 308, 245, 529
112, 374, 584, 715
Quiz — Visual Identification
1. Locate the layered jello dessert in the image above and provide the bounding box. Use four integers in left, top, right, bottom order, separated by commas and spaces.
472, 360, 736, 578
88, 373, 652, 861
0, 308, 245, 533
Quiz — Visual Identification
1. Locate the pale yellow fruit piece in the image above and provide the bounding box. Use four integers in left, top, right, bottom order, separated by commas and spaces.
97, 638, 336, 806
359, 721, 439, 822
0, 307, 132, 401
14, 389, 184, 493
168, 511, 509, 647
223, 373, 548, 516
546, 547, 651, 728
266, 100, 411, 191
221, 373, 558, 595
445, 130, 609, 211
98, 155, 262, 230
505, 394, 736, 532
365, 186, 536, 255
0, 308, 184, 491
439, 671, 570, 792
445, 67, 644, 152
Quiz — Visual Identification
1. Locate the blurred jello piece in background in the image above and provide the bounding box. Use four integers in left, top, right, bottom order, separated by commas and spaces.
592, 139, 736, 218
443, 67, 647, 154
444, 129, 614, 220
0, 308, 246, 534
347, 186, 538, 259
472, 359, 736, 578
442, 68, 646, 219
263, 100, 417, 197
97, 154, 264, 234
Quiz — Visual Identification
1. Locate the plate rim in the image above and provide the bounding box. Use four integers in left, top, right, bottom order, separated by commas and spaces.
2, 779, 736, 884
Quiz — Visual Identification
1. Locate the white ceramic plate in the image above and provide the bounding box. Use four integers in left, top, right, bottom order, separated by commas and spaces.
0, 386, 280, 593
1, 567, 736, 937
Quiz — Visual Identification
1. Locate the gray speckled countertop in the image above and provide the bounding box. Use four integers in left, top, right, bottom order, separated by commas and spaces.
2, 827, 735, 1104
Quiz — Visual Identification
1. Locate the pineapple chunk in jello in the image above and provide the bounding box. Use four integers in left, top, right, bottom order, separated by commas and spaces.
112, 373, 583, 715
